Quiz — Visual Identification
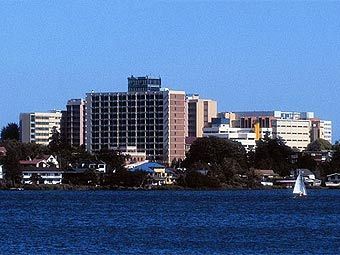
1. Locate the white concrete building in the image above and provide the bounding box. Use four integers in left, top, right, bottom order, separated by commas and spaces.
229, 110, 332, 151
203, 118, 256, 151
20, 110, 62, 145
272, 119, 311, 151
320, 120, 332, 143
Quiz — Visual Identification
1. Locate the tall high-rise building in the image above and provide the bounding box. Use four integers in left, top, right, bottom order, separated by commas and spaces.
19, 110, 62, 145
60, 99, 85, 146
85, 76, 185, 164
186, 94, 217, 137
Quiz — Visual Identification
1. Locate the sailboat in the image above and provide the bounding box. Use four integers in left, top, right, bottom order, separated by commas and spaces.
293, 170, 307, 197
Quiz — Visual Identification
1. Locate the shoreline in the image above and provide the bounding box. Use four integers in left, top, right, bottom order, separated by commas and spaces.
0, 184, 336, 191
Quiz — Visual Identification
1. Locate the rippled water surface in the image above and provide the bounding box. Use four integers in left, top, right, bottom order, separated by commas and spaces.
0, 189, 339, 254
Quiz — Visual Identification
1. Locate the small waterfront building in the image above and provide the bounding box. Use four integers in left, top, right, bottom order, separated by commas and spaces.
129, 162, 176, 186
19, 155, 60, 169
325, 173, 340, 187
292, 169, 321, 187
72, 160, 107, 173
20, 155, 62, 185
22, 168, 64, 185
254, 169, 279, 186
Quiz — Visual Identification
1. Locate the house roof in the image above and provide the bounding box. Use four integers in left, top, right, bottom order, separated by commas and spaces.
22, 167, 63, 173
254, 169, 277, 176
130, 162, 165, 173
19, 159, 43, 165
327, 173, 340, 177
19, 155, 57, 165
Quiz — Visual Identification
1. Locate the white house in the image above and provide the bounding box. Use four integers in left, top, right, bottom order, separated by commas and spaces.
325, 173, 340, 187
129, 162, 176, 186
76, 160, 107, 173
19, 155, 60, 169
22, 168, 64, 185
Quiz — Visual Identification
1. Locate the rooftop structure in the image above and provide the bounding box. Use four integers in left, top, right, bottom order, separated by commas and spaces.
127, 75, 161, 92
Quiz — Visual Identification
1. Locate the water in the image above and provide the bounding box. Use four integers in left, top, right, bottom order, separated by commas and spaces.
0, 189, 339, 255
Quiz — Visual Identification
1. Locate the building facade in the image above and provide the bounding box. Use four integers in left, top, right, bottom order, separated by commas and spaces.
203, 118, 257, 151
85, 76, 186, 164
225, 110, 332, 151
271, 119, 311, 150
186, 94, 217, 138
61, 99, 85, 146
19, 111, 62, 145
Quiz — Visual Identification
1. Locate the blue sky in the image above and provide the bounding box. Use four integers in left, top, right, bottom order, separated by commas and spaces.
1, 1, 340, 140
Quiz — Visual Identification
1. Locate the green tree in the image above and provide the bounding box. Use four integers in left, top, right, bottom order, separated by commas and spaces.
97, 148, 126, 173
2, 140, 22, 185
104, 169, 149, 187
1, 123, 19, 141
254, 138, 294, 176
48, 127, 64, 154
1, 140, 50, 186
182, 137, 248, 186
183, 171, 221, 188
306, 138, 332, 151
296, 154, 317, 171
184, 137, 248, 170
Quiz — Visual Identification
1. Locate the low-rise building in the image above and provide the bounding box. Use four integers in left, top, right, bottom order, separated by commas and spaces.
203, 118, 256, 151
22, 168, 63, 185
129, 162, 176, 186
19, 155, 60, 169
254, 169, 279, 186
72, 160, 107, 173
292, 169, 321, 187
325, 173, 340, 187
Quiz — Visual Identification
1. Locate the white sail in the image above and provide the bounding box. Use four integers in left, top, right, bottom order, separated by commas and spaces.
293, 171, 307, 196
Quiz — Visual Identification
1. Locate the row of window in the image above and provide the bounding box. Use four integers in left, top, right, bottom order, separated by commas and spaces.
23, 173, 61, 177
92, 132, 164, 138
91, 94, 164, 101
274, 125, 309, 128
275, 132, 309, 135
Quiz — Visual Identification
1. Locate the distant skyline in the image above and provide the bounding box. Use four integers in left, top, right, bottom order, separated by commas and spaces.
1, 1, 339, 141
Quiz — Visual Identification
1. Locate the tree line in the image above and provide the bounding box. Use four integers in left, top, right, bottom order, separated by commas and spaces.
1, 122, 340, 189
